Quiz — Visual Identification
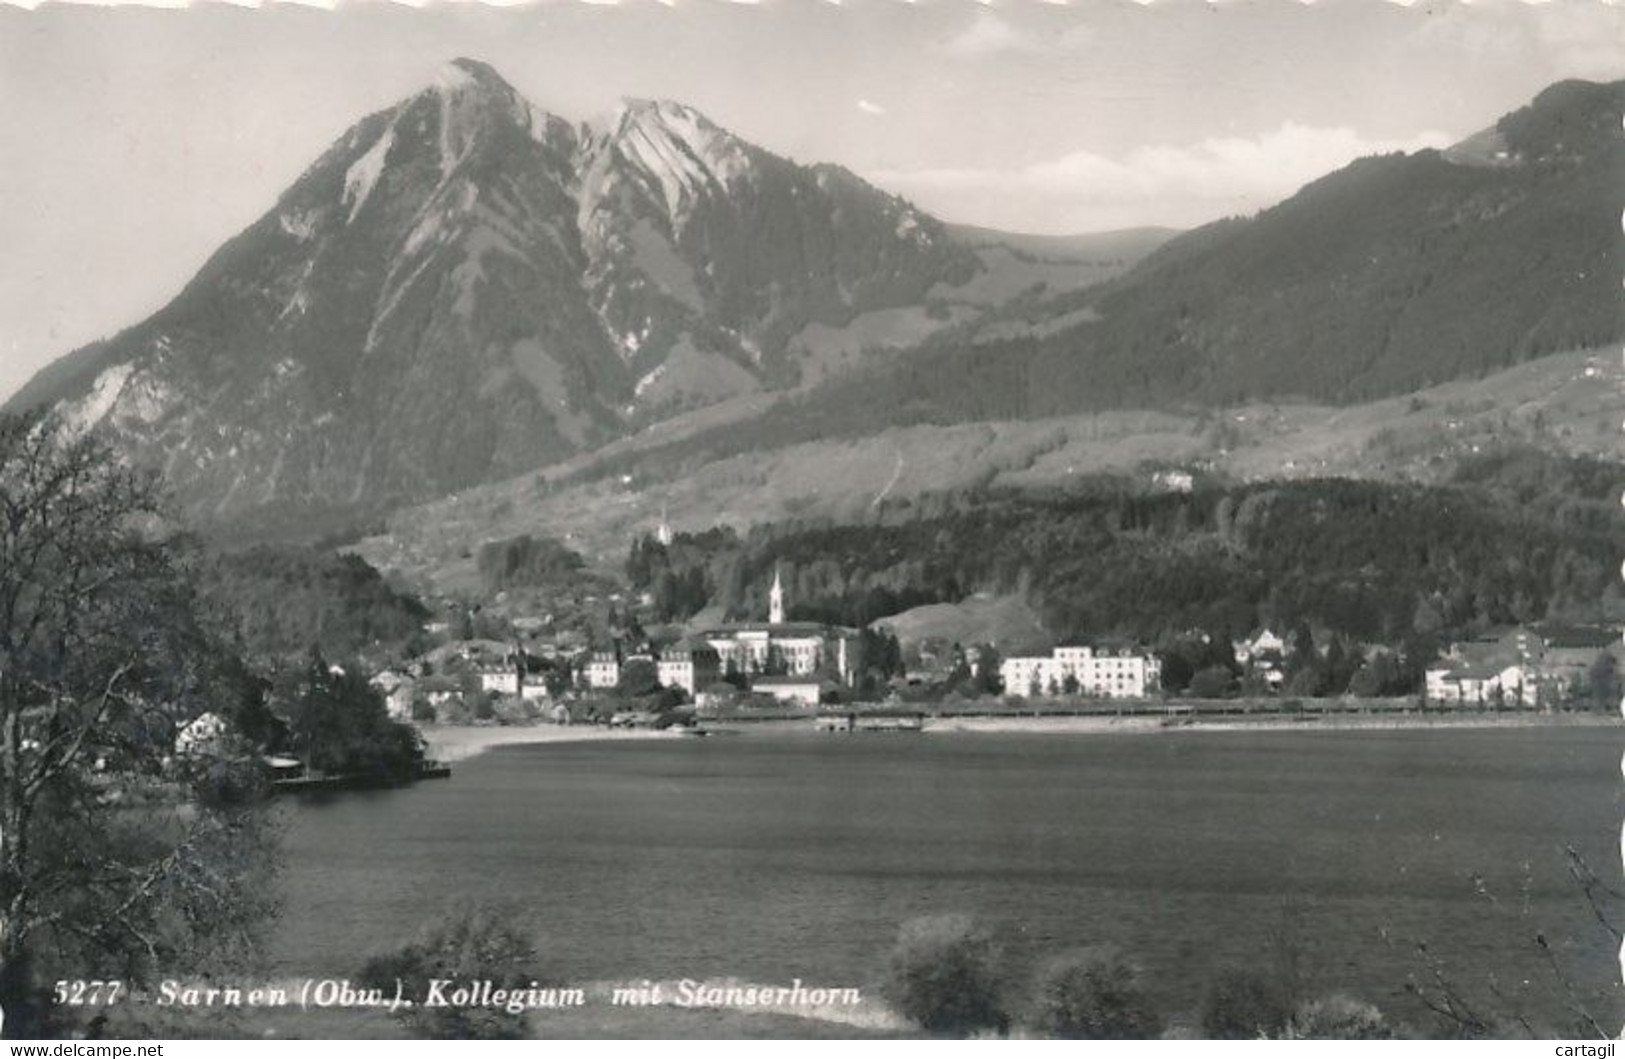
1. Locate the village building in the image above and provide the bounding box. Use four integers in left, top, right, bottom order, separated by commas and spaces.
584, 650, 622, 690
1425, 661, 1535, 707
1232, 628, 1289, 689
657, 641, 722, 697
370, 670, 416, 719
1424, 624, 1618, 708
479, 665, 520, 697
1233, 629, 1287, 666
416, 675, 462, 709
696, 567, 864, 685
750, 677, 824, 709
1001, 645, 1161, 698
175, 712, 230, 757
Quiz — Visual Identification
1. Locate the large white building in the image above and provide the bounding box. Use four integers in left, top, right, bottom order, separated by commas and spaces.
1424, 662, 1536, 707
584, 651, 622, 689
1424, 624, 1619, 709
703, 625, 842, 679
479, 666, 520, 696
697, 567, 862, 685
657, 642, 722, 696
1001, 645, 1161, 699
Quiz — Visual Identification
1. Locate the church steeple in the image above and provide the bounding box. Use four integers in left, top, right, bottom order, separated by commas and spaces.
769, 566, 785, 625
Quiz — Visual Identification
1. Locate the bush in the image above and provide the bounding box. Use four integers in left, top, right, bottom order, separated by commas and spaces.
1189, 665, 1235, 699
493, 697, 542, 725
1283, 994, 1394, 1039
881, 914, 1007, 1037
1026, 945, 1160, 1039
1198, 964, 1293, 1039
358, 904, 549, 1039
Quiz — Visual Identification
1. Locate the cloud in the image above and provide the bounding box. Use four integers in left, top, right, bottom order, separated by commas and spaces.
1406, 3, 1625, 82
856, 98, 887, 117
937, 9, 1095, 59
871, 122, 1453, 233
940, 11, 1045, 57
1533, 4, 1625, 80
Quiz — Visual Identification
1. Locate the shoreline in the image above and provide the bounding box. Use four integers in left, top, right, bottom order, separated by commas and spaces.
417, 723, 681, 763
419, 711, 1617, 763
922, 711, 1618, 736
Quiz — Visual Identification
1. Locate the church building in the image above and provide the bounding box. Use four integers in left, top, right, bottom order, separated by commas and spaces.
697, 567, 863, 687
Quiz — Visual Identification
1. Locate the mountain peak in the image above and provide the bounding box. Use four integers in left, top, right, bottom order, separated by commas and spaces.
407, 58, 575, 173
597, 96, 753, 218
424, 56, 526, 115
2, 57, 973, 532
615, 97, 708, 124
435, 57, 514, 94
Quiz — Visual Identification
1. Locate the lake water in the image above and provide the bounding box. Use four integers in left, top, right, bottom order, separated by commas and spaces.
272, 727, 1624, 1032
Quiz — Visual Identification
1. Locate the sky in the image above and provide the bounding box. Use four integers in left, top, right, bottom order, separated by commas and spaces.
2, 0, 1622, 404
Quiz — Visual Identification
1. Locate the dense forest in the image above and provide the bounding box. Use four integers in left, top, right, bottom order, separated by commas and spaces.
201, 545, 429, 663
626, 451, 1623, 661
475, 533, 590, 592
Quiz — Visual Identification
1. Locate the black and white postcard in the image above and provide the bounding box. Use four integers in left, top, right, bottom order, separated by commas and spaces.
0, 0, 1621, 1043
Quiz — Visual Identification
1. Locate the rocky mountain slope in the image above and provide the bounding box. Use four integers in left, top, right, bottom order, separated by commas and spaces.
13, 69, 1616, 544
356, 76, 1622, 538
5, 60, 1005, 531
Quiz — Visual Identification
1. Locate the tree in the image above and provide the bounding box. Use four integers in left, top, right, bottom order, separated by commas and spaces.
1285, 665, 1327, 698
1189, 665, 1236, 700
616, 659, 660, 698
1159, 647, 1196, 693
1289, 623, 1317, 672
1585, 653, 1618, 710
972, 644, 1003, 696
0, 413, 278, 1035
1349, 651, 1407, 698
272, 649, 423, 781
1322, 638, 1356, 696
358, 904, 551, 1039
761, 643, 790, 677
1026, 946, 1160, 1039
1199, 964, 1294, 1039
882, 915, 1007, 1037
1283, 994, 1394, 1039
945, 643, 973, 690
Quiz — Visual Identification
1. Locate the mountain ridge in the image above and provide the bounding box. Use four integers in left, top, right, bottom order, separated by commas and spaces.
5, 59, 985, 527
713, 75, 1625, 433
10, 68, 1619, 544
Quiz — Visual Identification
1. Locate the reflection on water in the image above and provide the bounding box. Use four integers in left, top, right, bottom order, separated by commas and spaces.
272, 728, 1621, 1028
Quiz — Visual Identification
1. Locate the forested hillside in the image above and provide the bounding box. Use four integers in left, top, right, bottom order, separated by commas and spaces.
549, 78, 1624, 485
202, 546, 429, 662
626, 450, 1623, 656
879, 77, 1623, 414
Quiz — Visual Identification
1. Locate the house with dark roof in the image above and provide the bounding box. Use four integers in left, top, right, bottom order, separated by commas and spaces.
1426, 624, 1619, 707
657, 640, 722, 697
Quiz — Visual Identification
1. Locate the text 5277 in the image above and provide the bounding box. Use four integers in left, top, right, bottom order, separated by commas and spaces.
53, 980, 124, 1006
